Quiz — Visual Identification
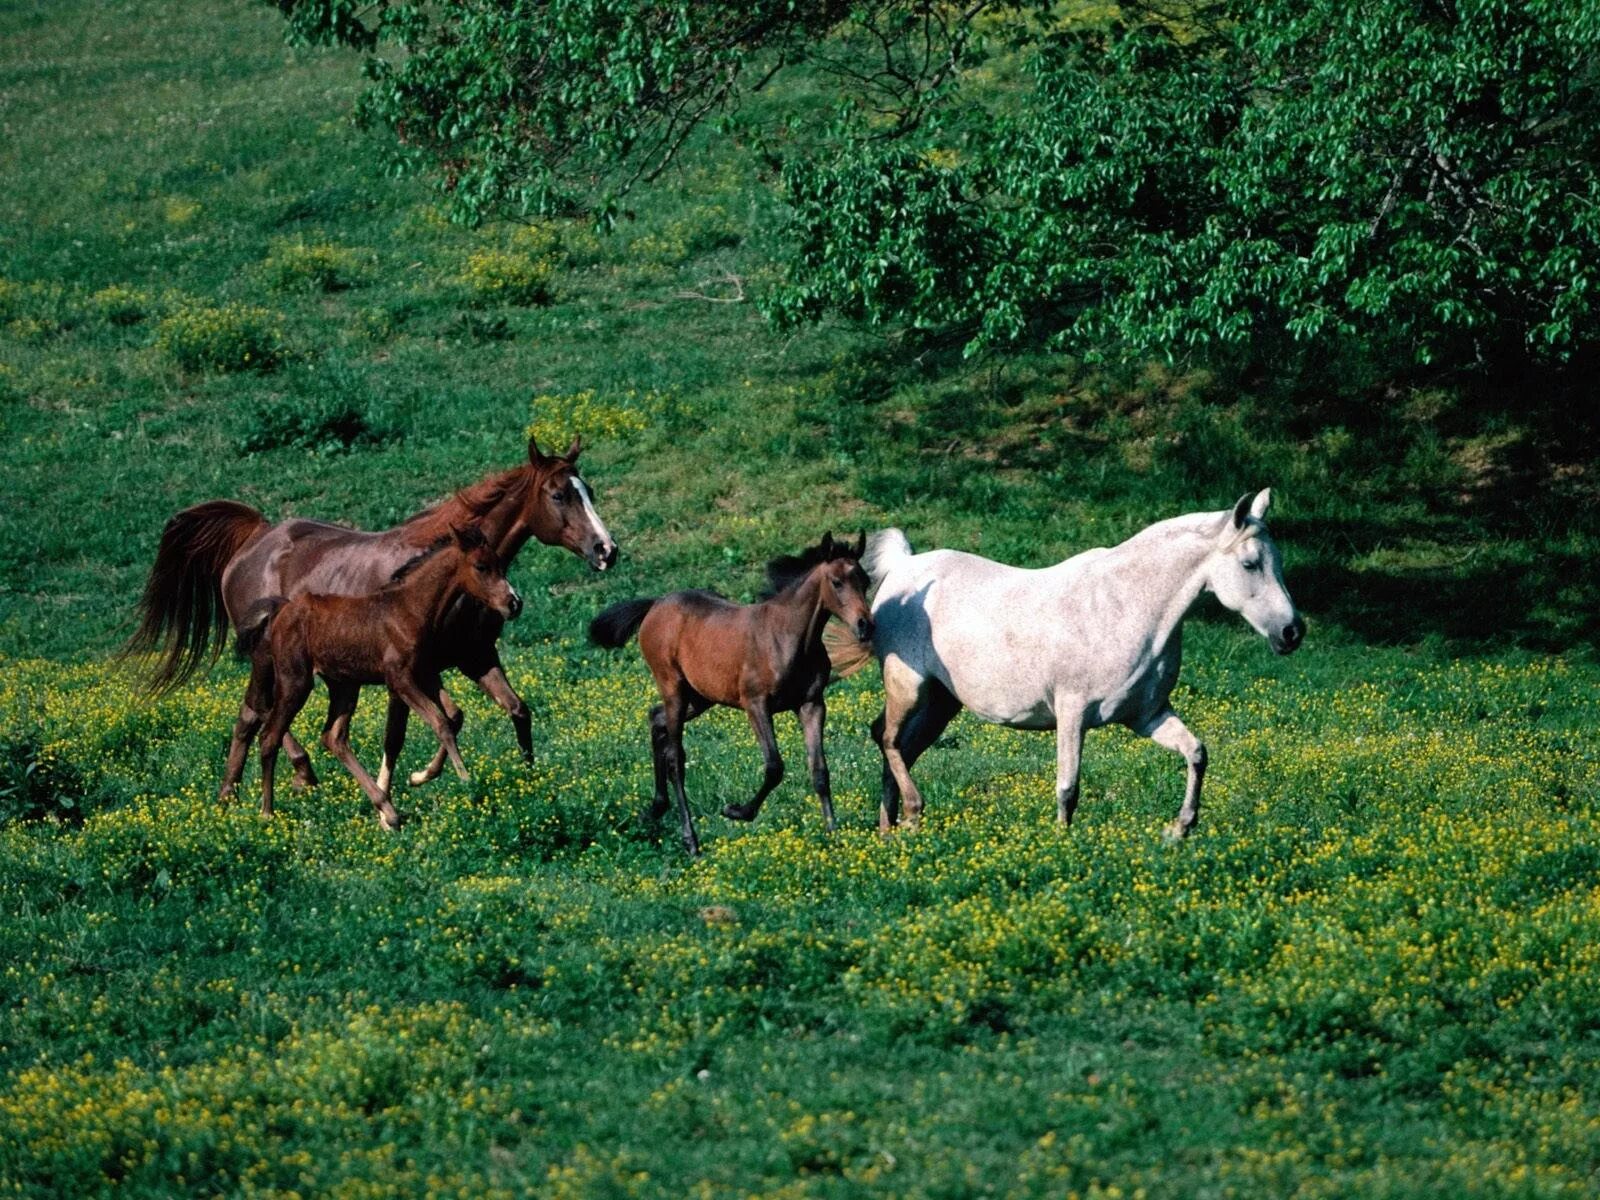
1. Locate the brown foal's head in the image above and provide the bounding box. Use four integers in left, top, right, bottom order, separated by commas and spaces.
815, 531, 873, 642
523, 436, 620, 571
448, 526, 522, 621
765, 531, 874, 642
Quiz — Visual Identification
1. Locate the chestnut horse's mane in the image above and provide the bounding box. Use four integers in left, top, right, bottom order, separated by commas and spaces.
402, 466, 534, 535
761, 537, 862, 600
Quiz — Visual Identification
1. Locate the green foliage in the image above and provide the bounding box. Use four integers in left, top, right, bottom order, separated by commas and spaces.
458, 247, 558, 307
87, 284, 156, 326
3, 3, 1600, 1194
237, 360, 399, 453
259, 238, 366, 293
0, 735, 89, 827
272, 0, 1600, 376
781, 0, 1600, 369
155, 301, 285, 372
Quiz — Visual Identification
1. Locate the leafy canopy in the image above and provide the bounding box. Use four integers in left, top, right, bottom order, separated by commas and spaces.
273, 0, 1600, 371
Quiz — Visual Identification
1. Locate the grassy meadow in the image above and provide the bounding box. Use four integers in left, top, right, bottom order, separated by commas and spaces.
3, 1, 1599, 1196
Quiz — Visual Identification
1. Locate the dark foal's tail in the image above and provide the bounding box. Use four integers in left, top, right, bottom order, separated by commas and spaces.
234, 597, 288, 659
589, 598, 657, 648
123, 499, 269, 691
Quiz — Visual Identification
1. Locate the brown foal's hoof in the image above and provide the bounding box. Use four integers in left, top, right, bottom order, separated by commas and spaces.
722, 802, 759, 822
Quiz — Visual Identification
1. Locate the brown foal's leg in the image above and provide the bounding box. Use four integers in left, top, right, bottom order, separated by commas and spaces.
798, 699, 835, 832
723, 699, 784, 823
657, 687, 699, 855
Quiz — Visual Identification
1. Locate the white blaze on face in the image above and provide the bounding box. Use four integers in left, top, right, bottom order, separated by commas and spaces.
573, 477, 614, 568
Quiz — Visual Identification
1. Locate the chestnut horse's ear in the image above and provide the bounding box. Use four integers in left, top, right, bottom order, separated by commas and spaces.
854, 530, 866, 557
563, 434, 582, 463
820, 531, 834, 556
528, 435, 546, 465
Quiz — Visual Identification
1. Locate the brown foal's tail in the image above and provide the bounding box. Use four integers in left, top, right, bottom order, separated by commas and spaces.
123, 500, 269, 691
823, 621, 876, 680
588, 597, 657, 648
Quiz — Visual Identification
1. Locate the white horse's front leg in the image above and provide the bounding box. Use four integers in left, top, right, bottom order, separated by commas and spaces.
1054, 703, 1086, 825
1140, 709, 1207, 840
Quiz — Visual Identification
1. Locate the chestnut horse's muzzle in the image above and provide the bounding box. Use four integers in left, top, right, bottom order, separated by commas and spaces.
589, 540, 619, 571
855, 616, 875, 642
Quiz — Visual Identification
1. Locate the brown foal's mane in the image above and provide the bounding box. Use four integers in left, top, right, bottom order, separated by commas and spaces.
760, 538, 861, 600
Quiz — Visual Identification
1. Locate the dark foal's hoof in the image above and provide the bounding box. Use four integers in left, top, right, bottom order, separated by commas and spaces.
722, 802, 760, 822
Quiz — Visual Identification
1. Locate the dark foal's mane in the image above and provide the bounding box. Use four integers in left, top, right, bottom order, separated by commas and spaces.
387, 528, 488, 585
760, 538, 860, 600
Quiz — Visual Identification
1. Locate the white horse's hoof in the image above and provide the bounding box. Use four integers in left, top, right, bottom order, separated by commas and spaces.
1161, 821, 1189, 844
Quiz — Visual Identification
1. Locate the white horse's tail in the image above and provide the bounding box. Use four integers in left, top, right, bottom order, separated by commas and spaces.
863, 527, 914, 584
825, 527, 912, 679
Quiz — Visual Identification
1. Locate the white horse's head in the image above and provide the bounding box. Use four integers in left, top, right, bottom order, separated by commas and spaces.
1207, 489, 1305, 655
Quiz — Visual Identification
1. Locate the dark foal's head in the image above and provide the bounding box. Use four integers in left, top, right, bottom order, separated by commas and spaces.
522, 436, 619, 571
765, 531, 874, 641
393, 527, 522, 621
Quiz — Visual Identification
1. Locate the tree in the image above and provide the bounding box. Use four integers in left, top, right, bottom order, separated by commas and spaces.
274, 0, 1600, 373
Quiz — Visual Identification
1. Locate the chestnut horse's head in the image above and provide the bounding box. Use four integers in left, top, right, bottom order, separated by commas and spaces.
520, 436, 619, 571
448, 526, 522, 621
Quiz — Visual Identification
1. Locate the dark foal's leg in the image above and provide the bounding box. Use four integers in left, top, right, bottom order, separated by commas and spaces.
797, 699, 835, 832
375, 692, 408, 798
281, 731, 319, 791
724, 699, 784, 823
408, 687, 465, 787
257, 669, 314, 820
219, 658, 274, 801
389, 672, 472, 781
320, 682, 402, 830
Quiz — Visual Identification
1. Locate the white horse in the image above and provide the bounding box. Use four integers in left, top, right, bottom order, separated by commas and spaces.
828, 490, 1304, 838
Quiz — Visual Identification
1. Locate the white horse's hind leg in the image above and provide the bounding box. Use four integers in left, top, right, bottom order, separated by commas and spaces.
1053, 703, 1086, 825
877, 655, 930, 831
1140, 709, 1207, 840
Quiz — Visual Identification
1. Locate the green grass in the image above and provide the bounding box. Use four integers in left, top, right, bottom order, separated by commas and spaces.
2, 1, 1599, 1196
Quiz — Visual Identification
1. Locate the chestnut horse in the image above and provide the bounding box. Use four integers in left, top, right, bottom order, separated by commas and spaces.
589, 533, 874, 855
127, 436, 617, 791
226, 526, 522, 829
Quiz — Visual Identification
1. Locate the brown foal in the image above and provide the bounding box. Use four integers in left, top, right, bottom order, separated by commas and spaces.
589, 533, 874, 855
220, 527, 521, 829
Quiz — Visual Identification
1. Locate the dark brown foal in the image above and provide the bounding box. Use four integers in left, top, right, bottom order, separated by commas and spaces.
128, 435, 617, 792
589, 532, 874, 855
220, 527, 521, 828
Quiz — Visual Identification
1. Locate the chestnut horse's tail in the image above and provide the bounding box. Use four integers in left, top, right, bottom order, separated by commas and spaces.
124, 499, 270, 691
588, 597, 657, 648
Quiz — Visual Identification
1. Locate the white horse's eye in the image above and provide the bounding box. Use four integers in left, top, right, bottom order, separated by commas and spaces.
1241, 558, 1261, 572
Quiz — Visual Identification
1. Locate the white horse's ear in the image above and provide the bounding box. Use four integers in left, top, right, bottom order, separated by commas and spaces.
1229, 493, 1253, 531
1249, 488, 1272, 520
